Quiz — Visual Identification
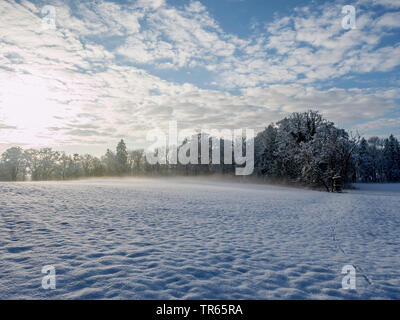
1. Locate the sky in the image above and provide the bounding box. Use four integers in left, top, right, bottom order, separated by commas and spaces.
0, 0, 399, 155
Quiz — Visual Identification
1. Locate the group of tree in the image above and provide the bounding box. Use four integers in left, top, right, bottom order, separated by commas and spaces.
356, 135, 400, 183
1, 111, 399, 191
0, 140, 136, 182
253, 111, 399, 190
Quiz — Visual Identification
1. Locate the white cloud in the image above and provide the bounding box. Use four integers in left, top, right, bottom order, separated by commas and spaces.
214, 2, 400, 88
359, 0, 400, 9
116, 1, 238, 68
355, 118, 400, 136
375, 12, 400, 28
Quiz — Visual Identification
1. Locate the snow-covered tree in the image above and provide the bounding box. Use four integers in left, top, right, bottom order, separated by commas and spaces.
254, 124, 278, 178
128, 149, 145, 175
116, 139, 128, 175
0, 147, 26, 181
357, 138, 375, 182
253, 111, 358, 190
382, 135, 400, 182
102, 149, 117, 176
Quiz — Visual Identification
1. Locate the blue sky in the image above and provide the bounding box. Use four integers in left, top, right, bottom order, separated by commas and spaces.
0, 0, 399, 155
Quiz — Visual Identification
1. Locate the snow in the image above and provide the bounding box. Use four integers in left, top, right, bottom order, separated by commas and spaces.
0, 178, 399, 299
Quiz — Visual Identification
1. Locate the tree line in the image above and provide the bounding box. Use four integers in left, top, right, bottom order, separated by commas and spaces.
1, 111, 399, 190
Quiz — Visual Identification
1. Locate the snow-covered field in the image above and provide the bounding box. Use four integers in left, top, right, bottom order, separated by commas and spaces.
0, 178, 399, 299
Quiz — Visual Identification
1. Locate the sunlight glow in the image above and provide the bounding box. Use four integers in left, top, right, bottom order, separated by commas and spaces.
0, 74, 68, 146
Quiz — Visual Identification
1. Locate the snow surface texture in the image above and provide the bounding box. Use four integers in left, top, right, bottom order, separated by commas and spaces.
0, 179, 399, 299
